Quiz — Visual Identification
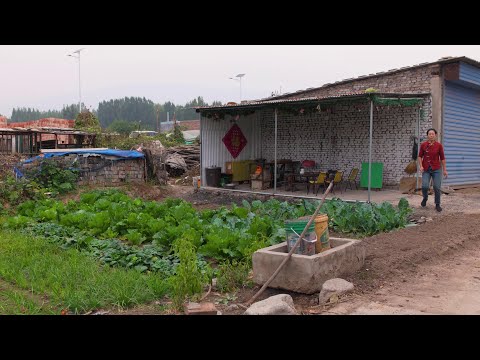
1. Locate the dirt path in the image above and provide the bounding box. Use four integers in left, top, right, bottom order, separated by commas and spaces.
325, 245, 480, 315
322, 188, 480, 315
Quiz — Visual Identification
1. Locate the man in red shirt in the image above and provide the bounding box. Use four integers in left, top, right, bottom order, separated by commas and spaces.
417, 128, 448, 212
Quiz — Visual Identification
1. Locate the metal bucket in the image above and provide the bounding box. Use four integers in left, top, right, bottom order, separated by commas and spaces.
285, 220, 317, 256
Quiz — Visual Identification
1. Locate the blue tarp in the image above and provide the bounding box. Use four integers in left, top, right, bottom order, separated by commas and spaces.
23, 149, 145, 164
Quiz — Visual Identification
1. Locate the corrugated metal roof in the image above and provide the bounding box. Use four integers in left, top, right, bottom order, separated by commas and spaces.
195, 92, 429, 112
260, 56, 480, 101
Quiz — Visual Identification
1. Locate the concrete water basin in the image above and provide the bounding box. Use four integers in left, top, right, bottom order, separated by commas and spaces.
252, 237, 366, 294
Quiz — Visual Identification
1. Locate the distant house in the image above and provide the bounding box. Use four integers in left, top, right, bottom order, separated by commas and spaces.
159, 119, 200, 133
5, 118, 75, 146
0, 117, 95, 155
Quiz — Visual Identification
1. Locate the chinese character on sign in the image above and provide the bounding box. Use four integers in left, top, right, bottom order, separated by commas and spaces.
222, 124, 247, 159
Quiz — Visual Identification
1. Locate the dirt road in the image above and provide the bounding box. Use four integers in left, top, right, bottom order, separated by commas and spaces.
324, 188, 480, 315
325, 248, 480, 314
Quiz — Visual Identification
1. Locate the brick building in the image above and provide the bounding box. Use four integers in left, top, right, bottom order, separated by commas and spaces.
197, 56, 480, 189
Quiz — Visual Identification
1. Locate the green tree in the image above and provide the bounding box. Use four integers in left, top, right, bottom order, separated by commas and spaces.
107, 120, 136, 135
97, 96, 155, 129
75, 109, 101, 133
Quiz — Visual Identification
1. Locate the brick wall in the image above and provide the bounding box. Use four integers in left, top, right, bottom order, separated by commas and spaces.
255, 63, 438, 185
76, 157, 145, 185
259, 99, 432, 186
279, 64, 439, 99
22, 155, 146, 185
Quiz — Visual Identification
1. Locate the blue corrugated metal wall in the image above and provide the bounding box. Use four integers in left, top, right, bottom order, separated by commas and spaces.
459, 62, 480, 88
443, 79, 480, 185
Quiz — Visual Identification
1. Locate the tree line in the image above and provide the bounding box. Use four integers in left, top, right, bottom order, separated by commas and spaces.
10, 104, 80, 122
9, 96, 223, 129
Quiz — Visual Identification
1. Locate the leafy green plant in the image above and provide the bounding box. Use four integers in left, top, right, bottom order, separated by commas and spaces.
216, 260, 252, 293
320, 198, 413, 236
169, 237, 208, 311
74, 109, 102, 133
0, 175, 45, 208
23, 159, 78, 195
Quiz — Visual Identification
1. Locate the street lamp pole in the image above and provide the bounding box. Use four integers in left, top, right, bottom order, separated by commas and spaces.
229, 73, 246, 103
68, 48, 85, 113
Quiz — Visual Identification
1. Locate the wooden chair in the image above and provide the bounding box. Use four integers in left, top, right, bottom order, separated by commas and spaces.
308, 172, 327, 195
345, 168, 359, 191
324, 171, 344, 194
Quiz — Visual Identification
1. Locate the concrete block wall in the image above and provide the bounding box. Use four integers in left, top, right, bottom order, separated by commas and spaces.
77, 157, 145, 185
22, 155, 145, 185
259, 98, 432, 186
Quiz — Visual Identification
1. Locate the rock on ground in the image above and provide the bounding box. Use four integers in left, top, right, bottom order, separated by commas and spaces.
318, 278, 354, 305
244, 294, 297, 315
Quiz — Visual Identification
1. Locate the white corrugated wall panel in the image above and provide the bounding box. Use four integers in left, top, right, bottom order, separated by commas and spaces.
200, 112, 262, 181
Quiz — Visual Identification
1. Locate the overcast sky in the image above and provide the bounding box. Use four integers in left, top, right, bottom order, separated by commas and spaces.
1, 45, 480, 118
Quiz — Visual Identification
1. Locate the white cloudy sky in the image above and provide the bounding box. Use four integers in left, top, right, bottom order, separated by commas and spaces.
1, 45, 480, 117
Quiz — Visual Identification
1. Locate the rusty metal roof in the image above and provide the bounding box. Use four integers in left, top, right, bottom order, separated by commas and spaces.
0, 127, 95, 135
194, 92, 429, 112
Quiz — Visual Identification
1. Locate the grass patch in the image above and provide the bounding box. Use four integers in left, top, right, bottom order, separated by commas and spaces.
0, 278, 59, 315
0, 230, 169, 314
216, 260, 253, 293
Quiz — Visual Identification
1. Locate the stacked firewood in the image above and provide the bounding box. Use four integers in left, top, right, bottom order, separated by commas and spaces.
142, 143, 200, 183
165, 145, 200, 177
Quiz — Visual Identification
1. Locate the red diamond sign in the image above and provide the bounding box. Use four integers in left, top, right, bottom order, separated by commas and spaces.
222, 124, 247, 159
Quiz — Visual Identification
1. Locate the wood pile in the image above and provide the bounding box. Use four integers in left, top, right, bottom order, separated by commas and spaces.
165, 145, 200, 178
165, 145, 200, 169
142, 143, 200, 183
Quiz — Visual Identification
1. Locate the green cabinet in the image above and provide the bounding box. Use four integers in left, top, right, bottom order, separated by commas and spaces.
360, 162, 383, 189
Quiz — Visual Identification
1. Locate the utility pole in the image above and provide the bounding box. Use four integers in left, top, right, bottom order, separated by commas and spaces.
229, 73, 246, 103
155, 104, 161, 132
67, 48, 85, 114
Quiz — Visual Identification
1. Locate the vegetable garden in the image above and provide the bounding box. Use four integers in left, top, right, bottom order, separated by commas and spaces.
1, 183, 413, 312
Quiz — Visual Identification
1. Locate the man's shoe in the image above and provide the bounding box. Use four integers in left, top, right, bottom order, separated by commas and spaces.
421, 199, 427, 207
436, 205, 442, 212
